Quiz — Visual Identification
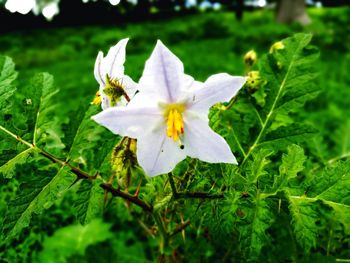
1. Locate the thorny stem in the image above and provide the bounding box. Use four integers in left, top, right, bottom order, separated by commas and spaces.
0, 125, 151, 212
100, 183, 153, 212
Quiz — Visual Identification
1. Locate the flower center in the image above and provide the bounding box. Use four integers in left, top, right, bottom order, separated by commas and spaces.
162, 103, 186, 142
104, 74, 126, 106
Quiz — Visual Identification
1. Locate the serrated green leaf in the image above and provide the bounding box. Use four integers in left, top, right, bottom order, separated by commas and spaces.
31, 73, 67, 155
262, 123, 318, 149
74, 179, 104, 225
273, 144, 306, 191
238, 197, 273, 260
1, 159, 76, 240
288, 196, 318, 252
307, 160, 350, 233
0, 148, 34, 179
246, 149, 272, 184
260, 33, 320, 117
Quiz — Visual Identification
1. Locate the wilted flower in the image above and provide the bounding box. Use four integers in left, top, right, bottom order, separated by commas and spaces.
93, 38, 138, 109
93, 41, 246, 176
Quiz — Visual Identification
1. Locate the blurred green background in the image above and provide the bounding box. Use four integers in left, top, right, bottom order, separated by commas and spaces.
0, 1, 350, 262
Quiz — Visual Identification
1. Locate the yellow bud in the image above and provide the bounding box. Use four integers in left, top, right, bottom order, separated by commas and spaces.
244, 50, 257, 66
91, 91, 102, 105
269, 41, 285, 53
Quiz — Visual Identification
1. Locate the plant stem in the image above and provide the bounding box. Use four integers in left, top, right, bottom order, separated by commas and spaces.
100, 183, 153, 212
0, 125, 151, 212
153, 213, 168, 254
170, 220, 191, 237
167, 172, 178, 198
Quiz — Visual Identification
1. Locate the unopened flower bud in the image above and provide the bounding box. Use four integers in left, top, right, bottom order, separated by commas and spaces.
269, 41, 285, 53
244, 50, 257, 66
111, 138, 137, 189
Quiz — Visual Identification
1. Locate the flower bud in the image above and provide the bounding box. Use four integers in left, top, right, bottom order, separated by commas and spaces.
244, 50, 257, 66
269, 41, 285, 53
246, 71, 264, 93
111, 138, 137, 189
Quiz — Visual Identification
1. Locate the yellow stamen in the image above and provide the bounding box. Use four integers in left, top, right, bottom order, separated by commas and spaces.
91, 90, 102, 105
166, 108, 185, 142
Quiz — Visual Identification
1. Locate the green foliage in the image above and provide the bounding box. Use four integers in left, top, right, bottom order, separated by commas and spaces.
0, 8, 350, 262
74, 179, 104, 225
38, 219, 113, 262
2, 158, 76, 240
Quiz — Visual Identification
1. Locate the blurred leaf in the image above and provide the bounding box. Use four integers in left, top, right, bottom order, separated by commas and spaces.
39, 219, 113, 263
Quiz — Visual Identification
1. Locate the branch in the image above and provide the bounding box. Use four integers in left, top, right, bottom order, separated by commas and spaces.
100, 183, 153, 213
0, 125, 152, 212
170, 220, 191, 237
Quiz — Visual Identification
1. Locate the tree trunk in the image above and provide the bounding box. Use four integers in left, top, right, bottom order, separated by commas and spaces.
276, 0, 311, 26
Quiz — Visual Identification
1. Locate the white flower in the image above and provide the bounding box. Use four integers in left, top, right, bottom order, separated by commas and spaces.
94, 38, 138, 110
92, 40, 246, 177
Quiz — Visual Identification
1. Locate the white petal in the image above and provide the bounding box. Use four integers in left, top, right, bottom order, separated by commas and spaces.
183, 113, 237, 164
94, 51, 105, 86
121, 75, 138, 99
92, 106, 162, 138
103, 38, 129, 79
188, 74, 246, 111
100, 91, 111, 110
139, 40, 185, 103
137, 128, 186, 177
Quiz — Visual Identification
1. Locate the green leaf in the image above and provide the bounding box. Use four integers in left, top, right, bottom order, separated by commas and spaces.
308, 160, 350, 232
0, 56, 17, 128
1, 158, 77, 240
0, 56, 19, 167
238, 197, 273, 260
0, 148, 34, 179
67, 105, 118, 174
288, 196, 318, 252
38, 219, 113, 262
260, 33, 319, 118
246, 149, 272, 184
74, 179, 104, 225
273, 144, 306, 190
30, 73, 67, 155
262, 123, 318, 150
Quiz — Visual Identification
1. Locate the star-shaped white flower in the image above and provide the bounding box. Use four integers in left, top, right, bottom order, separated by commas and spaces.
94, 38, 138, 109
92, 40, 246, 177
